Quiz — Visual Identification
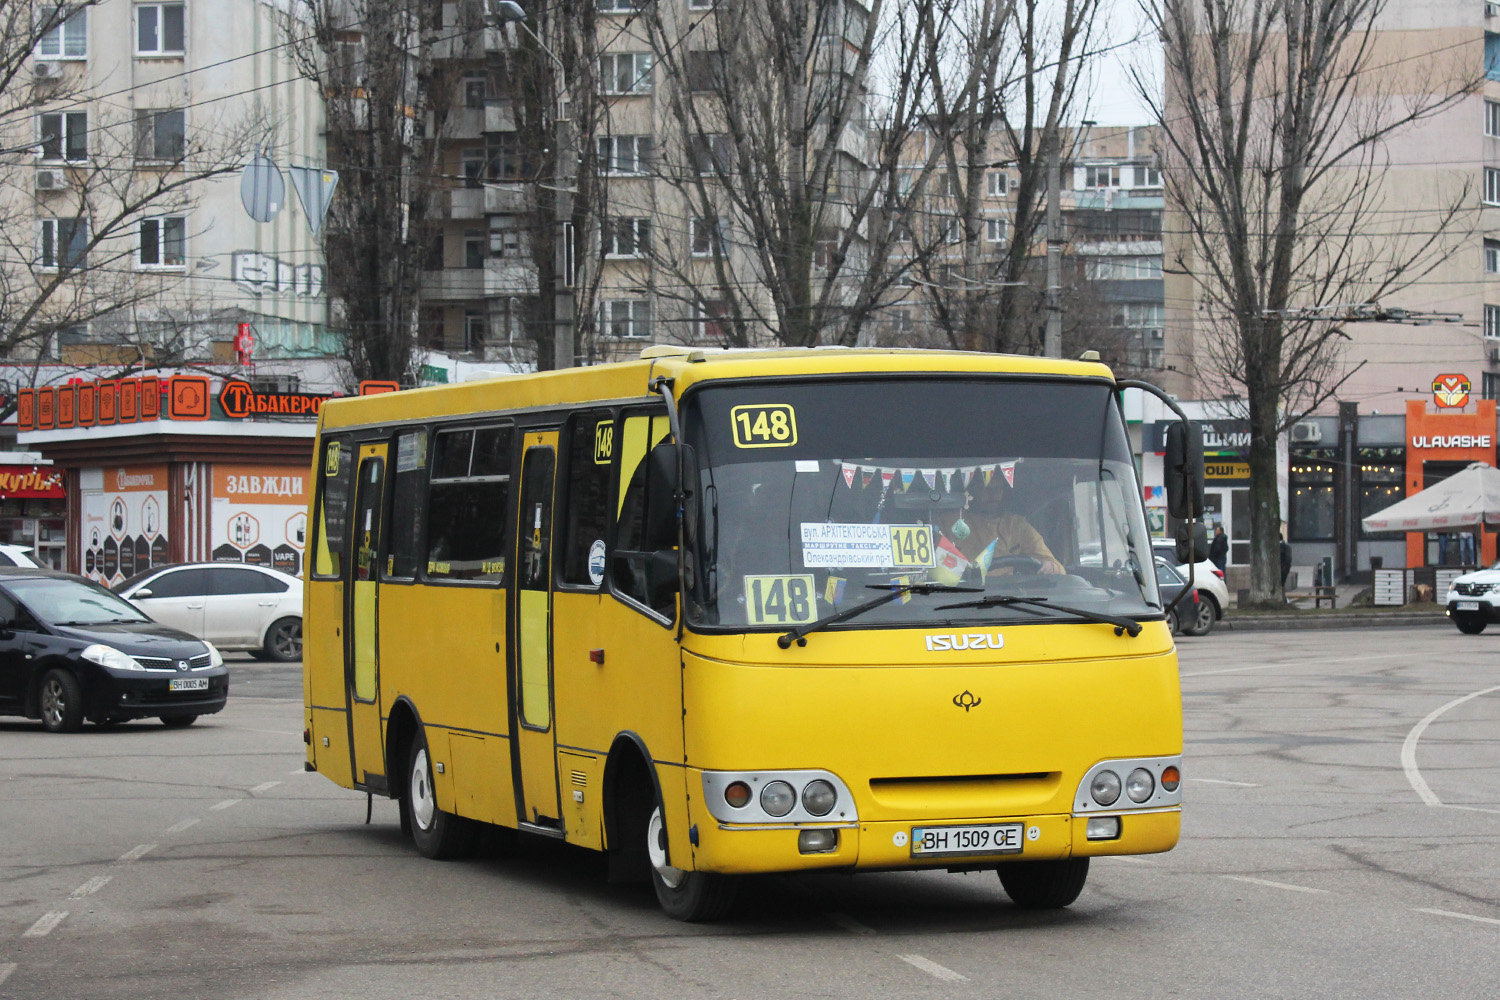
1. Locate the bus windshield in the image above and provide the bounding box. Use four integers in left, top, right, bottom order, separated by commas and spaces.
681, 377, 1160, 631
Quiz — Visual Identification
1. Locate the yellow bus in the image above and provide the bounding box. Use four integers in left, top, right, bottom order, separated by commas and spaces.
302, 347, 1190, 921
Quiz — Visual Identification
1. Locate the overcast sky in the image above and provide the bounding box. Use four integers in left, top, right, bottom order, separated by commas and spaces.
1077, 0, 1160, 126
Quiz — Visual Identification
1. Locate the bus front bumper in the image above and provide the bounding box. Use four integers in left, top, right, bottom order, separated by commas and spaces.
688, 808, 1180, 875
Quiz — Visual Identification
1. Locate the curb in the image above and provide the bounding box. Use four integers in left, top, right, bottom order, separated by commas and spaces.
1217, 613, 1448, 632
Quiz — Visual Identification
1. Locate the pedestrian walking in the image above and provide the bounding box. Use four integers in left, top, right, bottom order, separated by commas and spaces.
1209, 525, 1228, 572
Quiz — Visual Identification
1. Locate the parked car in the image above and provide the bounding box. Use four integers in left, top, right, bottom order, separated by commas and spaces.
1442, 561, 1500, 634
1154, 557, 1204, 636
1152, 540, 1227, 636
115, 563, 302, 661
0, 568, 227, 732
0, 544, 41, 568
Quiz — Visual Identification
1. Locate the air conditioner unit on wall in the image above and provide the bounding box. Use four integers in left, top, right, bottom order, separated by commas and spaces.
1291, 421, 1323, 444
34, 169, 66, 191
33, 62, 61, 79
1489, 1, 1500, 18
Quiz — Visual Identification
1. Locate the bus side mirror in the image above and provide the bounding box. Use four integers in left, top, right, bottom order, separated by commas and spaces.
1175, 521, 1209, 563
1164, 422, 1205, 520
645, 443, 695, 551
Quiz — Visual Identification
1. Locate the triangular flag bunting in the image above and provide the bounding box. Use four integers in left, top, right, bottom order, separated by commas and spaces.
962, 467, 975, 488
881, 469, 895, 491
921, 469, 937, 490
901, 469, 916, 492
983, 464, 996, 486
842, 463, 856, 488
862, 468, 875, 488
1000, 460, 1017, 487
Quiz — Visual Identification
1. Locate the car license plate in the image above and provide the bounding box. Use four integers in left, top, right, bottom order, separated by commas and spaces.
1457, 601, 1480, 611
169, 678, 208, 692
911, 823, 1023, 857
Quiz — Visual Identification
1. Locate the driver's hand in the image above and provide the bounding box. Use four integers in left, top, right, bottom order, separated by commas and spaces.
1038, 561, 1062, 575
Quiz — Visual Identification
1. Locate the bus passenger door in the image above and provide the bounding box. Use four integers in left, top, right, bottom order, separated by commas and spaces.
513, 432, 561, 828
346, 444, 388, 791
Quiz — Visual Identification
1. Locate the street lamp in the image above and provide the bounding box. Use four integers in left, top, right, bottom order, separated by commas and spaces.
490, 0, 568, 122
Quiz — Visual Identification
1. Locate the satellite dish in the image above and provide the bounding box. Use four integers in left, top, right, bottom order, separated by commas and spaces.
240, 151, 286, 223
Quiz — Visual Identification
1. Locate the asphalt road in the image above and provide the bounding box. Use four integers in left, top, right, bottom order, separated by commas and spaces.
2, 631, 1498, 998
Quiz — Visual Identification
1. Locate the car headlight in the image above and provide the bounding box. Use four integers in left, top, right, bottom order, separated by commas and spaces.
801, 779, 837, 816
760, 780, 796, 817
204, 642, 223, 667
1126, 768, 1156, 803
82, 644, 143, 671
1090, 769, 1122, 806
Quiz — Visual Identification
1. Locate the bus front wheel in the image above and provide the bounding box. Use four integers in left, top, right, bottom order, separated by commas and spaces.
406, 730, 476, 860
647, 804, 735, 921
998, 858, 1090, 909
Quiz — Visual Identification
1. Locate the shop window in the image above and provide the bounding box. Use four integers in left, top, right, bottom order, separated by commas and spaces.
314, 439, 353, 579
560, 411, 615, 588
426, 424, 512, 582
1289, 448, 1337, 541
1358, 446, 1404, 539
387, 429, 429, 579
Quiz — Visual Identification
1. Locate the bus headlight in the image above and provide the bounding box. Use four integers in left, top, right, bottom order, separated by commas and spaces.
1126, 768, 1155, 803
801, 779, 836, 816
1090, 770, 1121, 806
760, 781, 796, 817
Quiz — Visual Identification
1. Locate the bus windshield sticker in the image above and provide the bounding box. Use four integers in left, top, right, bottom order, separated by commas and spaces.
799, 523, 935, 568
593, 420, 614, 464
730, 403, 798, 448
588, 539, 607, 585
743, 574, 818, 625
395, 433, 427, 473
795, 460, 820, 472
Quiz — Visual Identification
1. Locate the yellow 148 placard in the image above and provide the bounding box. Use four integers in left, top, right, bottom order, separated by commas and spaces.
730, 404, 798, 448
743, 574, 818, 625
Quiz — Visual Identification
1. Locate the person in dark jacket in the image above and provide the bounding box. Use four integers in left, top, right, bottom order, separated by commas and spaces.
1209, 525, 1228, 571
1280, 537, 1293, 592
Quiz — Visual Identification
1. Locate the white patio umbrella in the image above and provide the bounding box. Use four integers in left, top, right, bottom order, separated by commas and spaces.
1360, 462, 1500, 532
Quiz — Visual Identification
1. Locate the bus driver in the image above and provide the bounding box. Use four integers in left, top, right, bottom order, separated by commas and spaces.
936, 477, 1064, 576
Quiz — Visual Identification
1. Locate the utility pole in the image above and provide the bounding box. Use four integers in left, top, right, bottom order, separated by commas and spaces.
1044, 127, 1062, 359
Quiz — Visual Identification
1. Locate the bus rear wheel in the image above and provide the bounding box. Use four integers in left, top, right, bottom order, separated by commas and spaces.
998, 858, 1090, 909
406, 730, 476, 860
647, 804, 735, 922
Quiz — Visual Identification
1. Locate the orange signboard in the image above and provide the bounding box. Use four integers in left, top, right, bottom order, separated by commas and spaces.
57, 385, 75, 428
17, 389, 34, 431
168, 375, 211, 420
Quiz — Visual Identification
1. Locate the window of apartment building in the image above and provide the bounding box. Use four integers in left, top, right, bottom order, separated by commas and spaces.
1088, 255, 1163, 280
487, 132, 531, 181
463, 230, 485, 268
934, 171, 958, 196
691, 133, 734, 175
1487, 168, 1500, 206
39, 112, 86, 162
694, 299, 728, 340
688, 0, 718, 9
1488, 33, 1500, 83
597, 0, 645, 10
686, 51, 725, 92
814, 239, 841, 269
1113, 301, 1165, 329
1487, 100, 1500, 139
985, 217, 1007, 244
1488, 304, 1500, 340
601, 299, 651, 339
1135, 164, 1162, 187
599, 52, 652, 94
37, 6, 88, 58
462, 73, 487, 108
886, 308, 913, 339
461, 147, 485, 187
1486, 238, 1500, 274
1289, 449, 1337, 541
137, 215, 184, 267
137, 3, 186, 56
602, 216, 651, 257
597, 135, 651, 174
1486, 373, 1500, 402
463, 310, 487, 351
986, 171, 1007, 197
1084, 165, 1120, 188
39, 218, 88, 270
690, 216, 729, 257
134, 109, 185, 161
489, 215, 524, 256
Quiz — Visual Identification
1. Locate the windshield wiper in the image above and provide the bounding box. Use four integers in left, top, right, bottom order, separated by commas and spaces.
935, 594, 1143, 638
779, 582, 982, 649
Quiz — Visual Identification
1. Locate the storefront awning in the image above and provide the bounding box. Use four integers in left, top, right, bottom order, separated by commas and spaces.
1361, 462, 1500, 532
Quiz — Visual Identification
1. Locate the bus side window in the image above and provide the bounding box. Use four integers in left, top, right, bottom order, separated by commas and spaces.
314, 439, 353, 579
559, 410, 614, 588
387, 429, 429, 580
426, 424, 512, 582
610, 412, 672, 617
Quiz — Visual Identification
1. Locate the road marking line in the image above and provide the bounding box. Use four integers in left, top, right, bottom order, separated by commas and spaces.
1221, 875, 1328, 894
211, 799, 239, 811
116, 844, 155, 864
290, 768, 308, 775
1401, 685, 1500, 808
898, 954, 967, 982
1417, 907, 1500, 927
824, 912, 877, 935
22, 912, 68, 937
250, 781, 281, 794
68, 875, 111, 899
165, 818, 199, 835
0, 962, 16, 985
1190, 778, 1259, 787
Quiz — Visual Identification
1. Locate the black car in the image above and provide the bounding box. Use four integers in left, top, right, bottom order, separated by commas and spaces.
0, 568, 228, 732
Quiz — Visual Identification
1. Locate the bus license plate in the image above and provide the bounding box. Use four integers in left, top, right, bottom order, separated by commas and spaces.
911, 823, 1023, 857
169, 678, 208, 692
1457, 601, 1480, 611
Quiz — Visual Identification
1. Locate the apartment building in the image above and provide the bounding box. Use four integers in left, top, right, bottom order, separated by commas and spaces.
9, 0, 332, 378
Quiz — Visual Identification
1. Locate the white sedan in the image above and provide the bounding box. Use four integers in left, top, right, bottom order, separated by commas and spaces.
115, 563, 303, 661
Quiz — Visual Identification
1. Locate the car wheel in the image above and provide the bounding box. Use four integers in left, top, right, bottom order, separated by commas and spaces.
1181, 595, 1218, 636
1166, 608, 1180, 635
1454, 615, 1487, 635
647, 803, 736, 921
160, 715, 198, 728
39, 669, 85, 733
998, 858, 1090, 909
261, 617, 302, 662
407, 730, 476, 859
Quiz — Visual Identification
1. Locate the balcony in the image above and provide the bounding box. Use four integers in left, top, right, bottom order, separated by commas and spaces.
448, 182, 531, 219
422, 259, 539, 302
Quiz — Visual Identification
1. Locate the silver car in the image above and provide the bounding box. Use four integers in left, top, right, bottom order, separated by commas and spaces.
115, 563, 302, 661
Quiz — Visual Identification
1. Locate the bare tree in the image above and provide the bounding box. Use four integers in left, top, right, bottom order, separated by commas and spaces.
0, 2, 261, 406
1140, 0, 1477, 602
